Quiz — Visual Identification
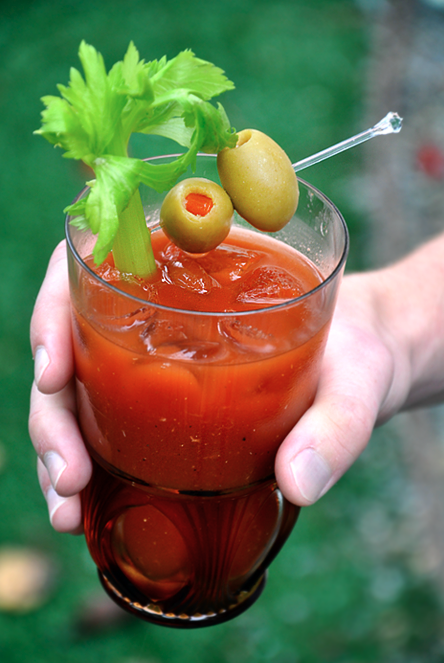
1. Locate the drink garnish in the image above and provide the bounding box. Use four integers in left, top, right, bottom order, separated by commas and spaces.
35, 41, 237, 276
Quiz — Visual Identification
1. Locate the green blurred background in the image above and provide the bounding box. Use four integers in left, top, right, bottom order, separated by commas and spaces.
2, 0, 444, 661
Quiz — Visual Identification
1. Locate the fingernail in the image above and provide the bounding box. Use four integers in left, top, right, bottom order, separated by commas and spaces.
45, 486, 68, 526
34, 346, 50, 386
290, 448, 332, 503
43, 451, 67, 490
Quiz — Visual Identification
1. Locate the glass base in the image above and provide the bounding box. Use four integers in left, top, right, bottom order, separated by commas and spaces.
83, 460, 300, 626
98, 568, 268, 629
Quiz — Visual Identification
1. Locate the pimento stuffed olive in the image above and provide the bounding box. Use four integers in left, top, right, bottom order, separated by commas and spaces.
217, 129, 299, 232
160, 178, 234, 254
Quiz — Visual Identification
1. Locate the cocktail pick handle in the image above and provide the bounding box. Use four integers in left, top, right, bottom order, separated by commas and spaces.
292, 112, 403, 172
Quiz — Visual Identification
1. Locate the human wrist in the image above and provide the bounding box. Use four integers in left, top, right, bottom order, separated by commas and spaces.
372, 238, 444, 412
366, 269, 414, 420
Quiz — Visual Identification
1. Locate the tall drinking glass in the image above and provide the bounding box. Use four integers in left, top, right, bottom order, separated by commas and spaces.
66, 154, 348, 628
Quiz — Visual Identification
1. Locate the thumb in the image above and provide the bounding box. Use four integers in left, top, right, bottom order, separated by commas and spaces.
275, 321, 395, 506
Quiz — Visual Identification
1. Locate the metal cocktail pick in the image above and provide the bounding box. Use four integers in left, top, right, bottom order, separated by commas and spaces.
292, 112, 403, 172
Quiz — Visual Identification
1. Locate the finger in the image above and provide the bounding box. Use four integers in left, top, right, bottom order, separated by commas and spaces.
29, 380, 92, 498
275, 321, 395, 506
37, 459, 83, 534
30, 240, 73, 395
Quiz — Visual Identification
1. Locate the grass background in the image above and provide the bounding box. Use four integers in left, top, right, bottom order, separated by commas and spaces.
1, 0, 444, 661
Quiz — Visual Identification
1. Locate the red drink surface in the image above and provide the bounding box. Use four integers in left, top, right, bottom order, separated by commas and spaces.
73, 227, 328, 492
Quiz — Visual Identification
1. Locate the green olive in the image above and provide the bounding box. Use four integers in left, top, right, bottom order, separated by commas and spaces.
160, 178, 233, 253
217, 129, 299, 231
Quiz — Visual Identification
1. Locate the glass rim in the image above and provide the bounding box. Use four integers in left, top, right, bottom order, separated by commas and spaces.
65, 155, 349, 318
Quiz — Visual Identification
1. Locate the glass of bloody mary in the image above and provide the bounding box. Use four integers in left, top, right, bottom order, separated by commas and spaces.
66, 154, 348, 628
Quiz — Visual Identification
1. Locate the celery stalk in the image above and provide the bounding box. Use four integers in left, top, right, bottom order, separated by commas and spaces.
112, 189, 156, 278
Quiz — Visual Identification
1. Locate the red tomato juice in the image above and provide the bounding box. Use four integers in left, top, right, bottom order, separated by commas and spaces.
72, 226, 332, 625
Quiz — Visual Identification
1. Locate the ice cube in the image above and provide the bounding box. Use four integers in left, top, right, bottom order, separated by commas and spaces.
82, 263, 157, 332
141, 318, 188, 353
219, 317, 277, 354
94, 261, 121, 285
196, 244, 264, 285
158, 340, 225, 361
141, 317, 226, 362
236, 266, 305, 306
87, 302, 156, 334
93, 259, 159, 302
161, 245, 221, 295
